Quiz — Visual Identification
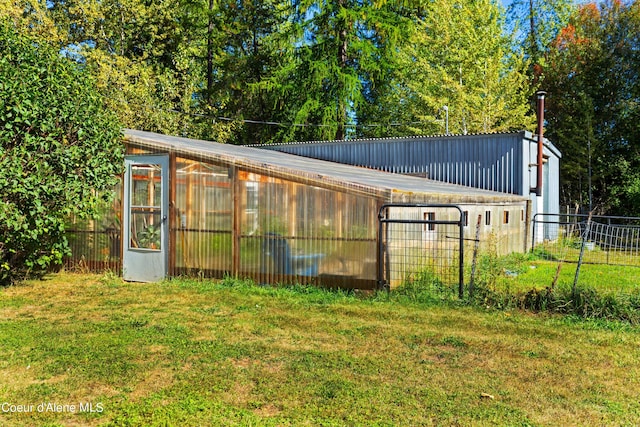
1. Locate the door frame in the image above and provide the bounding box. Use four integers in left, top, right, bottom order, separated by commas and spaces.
122, 154, 170, 282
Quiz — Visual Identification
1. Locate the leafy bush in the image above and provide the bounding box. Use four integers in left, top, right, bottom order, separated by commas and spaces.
0, 21, 123, 285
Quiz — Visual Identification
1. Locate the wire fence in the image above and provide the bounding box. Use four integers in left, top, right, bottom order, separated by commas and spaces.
532, 213, 640, 267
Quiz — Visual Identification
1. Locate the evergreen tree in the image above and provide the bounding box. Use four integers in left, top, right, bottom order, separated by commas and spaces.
2, 0, 536, 145
265, 0, 406, 141
206, 0, 296, 145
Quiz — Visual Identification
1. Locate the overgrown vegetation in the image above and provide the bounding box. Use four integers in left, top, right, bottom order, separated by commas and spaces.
1, 272, 640, 426
2, 1, 640, 216
402, 249, 640, 324
470, 253, 640, 324
0, 21, 123, 285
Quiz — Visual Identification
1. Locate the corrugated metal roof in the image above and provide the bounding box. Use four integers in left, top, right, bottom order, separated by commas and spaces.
257, 131, 561, 159
124, 129, 526, 204
256, 131, 562, 197
252, 131, 526, 146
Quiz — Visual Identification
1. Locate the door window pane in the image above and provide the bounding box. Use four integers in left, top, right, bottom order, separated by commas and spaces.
131, 164, 162, 207
129, 164, 162, 250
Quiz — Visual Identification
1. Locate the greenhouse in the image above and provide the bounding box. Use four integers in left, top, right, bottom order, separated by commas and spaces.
65, 130, 530, 290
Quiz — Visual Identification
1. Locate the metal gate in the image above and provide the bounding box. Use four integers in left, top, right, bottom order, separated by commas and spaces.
378, 204, 465, 297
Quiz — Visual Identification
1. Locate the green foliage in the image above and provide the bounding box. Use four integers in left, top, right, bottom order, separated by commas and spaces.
542, 2, 640, 215
469, 251, 640, 324
296, 1, 407, 140
0, 21, 123, 285
505, 0, 573, 66
487, 283, 640, 325
249, 0, 410, 142
374, 0, 534, 136
205, 0, 296, 145
136, 224, 161, 249
394, 266, 459, 304
4, 0, 537, 145
15, 0, 237, 143
11, 0, 640, 224
0, 0, 64, 44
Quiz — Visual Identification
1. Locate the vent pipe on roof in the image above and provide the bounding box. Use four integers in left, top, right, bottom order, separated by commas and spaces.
534, 91, 546, 197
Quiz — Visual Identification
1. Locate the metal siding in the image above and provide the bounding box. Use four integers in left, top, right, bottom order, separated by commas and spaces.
546, 149, 561, 216
261, 133, 538, 196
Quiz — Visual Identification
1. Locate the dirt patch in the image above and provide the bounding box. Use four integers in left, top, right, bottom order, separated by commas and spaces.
129, 368, 175, 400
253, 403, 281, 417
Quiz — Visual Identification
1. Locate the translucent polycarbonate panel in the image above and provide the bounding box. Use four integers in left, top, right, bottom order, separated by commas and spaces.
174, 157, 232, 274
175, 230, 232, 276
237, 171, 378, 286
64, 180, 123, 272
126, 146, 154, 155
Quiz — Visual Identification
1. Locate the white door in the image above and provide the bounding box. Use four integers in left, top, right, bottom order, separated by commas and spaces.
122, 155, 169, 282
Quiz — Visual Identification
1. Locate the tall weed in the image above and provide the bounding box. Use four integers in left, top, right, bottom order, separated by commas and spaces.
470, 252, 640, 324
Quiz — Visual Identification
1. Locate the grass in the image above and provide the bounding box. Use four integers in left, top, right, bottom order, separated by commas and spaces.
507, 261, 639, 293
474, 253, 640, 295
532, 240, 640, 267
1, 273, 640, 426
464, 253, 640, 322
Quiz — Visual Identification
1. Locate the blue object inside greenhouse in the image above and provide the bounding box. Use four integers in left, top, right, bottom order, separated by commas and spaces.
262, 233, 325, 276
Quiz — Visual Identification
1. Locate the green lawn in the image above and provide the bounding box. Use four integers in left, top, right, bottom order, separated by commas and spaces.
1, 273, 640, 426
472, 253, 640, 294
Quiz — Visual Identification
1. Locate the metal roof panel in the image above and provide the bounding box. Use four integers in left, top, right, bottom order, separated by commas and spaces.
124, 129, 527, 204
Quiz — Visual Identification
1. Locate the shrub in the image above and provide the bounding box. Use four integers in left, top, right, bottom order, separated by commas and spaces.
0, 21, 123, 285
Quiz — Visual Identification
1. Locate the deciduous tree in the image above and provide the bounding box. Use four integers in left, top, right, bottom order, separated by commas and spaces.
0, 21, 123, 284
543, 1, 640, 215
382, 0, 533, 136
505, 0, 573, 69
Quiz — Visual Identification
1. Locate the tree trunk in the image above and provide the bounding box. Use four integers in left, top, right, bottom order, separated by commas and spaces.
335, 0, 347, 140
206, 0, 214, 105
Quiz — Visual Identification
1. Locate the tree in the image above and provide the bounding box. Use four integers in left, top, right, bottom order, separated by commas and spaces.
542, 1, 640, 215
505, 0, 573, 69
256, 0, 406, 142
24, 0, 234, 142
379, 0, 533, 136
0, 0, 64, 43
0, 21, 124, 285
205, 0, 297, 145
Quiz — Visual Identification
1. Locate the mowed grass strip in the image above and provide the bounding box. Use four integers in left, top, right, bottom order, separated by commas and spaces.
1, 273, 640, 426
